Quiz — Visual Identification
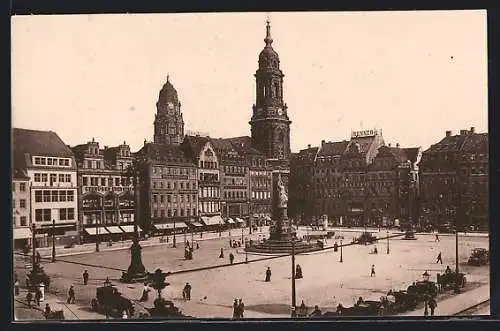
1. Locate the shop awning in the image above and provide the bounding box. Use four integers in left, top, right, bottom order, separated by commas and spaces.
235, 218, 246, 224
119, 225, 136, 233
154, 222, 188, 230
84, 227, 109, 235
226, 218, 235, 224
105, 226, 124, 234
14, 227, 32, 240
201, 215, 224, 226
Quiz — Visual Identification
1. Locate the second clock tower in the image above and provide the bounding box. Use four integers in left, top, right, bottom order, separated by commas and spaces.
250, 20, 291, 161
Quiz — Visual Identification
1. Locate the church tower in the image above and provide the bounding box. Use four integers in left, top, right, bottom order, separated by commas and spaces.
154, 76, 185, 145
250, 20, 291, 161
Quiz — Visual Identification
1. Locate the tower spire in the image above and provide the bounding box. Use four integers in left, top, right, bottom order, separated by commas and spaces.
264, 18, 273, 47
167, 73, 170, 82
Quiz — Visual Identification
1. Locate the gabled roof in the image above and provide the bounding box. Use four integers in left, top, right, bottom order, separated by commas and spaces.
295, 146, 318, 163
425, 134, 468, 153
183, 135, 210, 159
345, 136, 377, 155
461, 133, 488, 153
12, 128, 75, 171
317, 141, 349, 157
224, 136, 265, 156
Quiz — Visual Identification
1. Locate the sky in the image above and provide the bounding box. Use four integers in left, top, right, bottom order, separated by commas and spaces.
11, 11, 487, 153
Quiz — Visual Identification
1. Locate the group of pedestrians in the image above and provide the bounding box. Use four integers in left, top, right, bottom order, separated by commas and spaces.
232, 298, 245, 318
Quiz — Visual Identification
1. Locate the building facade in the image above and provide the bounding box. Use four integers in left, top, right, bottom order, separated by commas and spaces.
136, 142, 198, 233
419, 128, 488, 230
12, 129, 78, 246
72, 139, 135, 240
12, 169, 31, 249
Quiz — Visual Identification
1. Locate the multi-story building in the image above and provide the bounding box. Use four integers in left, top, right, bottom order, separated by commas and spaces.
182, 135, 221, 221
289, 145, 318, 223
12, 168, 31, 249
12, 128, 78, 246
212, 138, 250, 221
135, 141, 198, 234
419, 128, 488, 230
72, 139, 135, 241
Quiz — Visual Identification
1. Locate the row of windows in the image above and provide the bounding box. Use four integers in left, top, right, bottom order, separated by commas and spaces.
84, 159, 105, 169
35, 208, 75, 222
12, 182, 27, 192
200, 173, 219, 182
12, 198, 27, 208
200, 187, 220, 198
224, 191, 248, 199
249, 170, 269, 177
34, 190, 75, 203
200, 161, 218, 169
152, 208, 197, 218
252, 191, 271, 200
152, 180, 197, 190
84, 176, 125, 187
153, 194, 197, 203
223, 165, 245, 174
14, 216, 28, 226
153, 167, 194, 176
34, 173, 72, 183
34, 156, 71, 167
200, 201, 220, 213
223, 178, 247, 186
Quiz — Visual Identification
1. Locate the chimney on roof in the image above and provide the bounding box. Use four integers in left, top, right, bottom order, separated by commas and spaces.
396, 143, 400, 148
388, 143, 391, 147
445, 130, 452, 137
123, 141, 126, 145
92, 137, 95, 142
321, 140, 325, 147
470, 127, 475, 133
307, 144, 311, 149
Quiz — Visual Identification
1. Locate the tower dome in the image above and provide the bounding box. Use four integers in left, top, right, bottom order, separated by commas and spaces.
158, 75, 179, 104
258, 20, 280, 69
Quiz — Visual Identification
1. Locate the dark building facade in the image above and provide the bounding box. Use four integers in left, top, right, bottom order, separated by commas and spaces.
419, 128, 488, 230
135, 141, 198, 233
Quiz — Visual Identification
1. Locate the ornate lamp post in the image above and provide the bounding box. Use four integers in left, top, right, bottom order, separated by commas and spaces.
386, 229, 390, 254
291, 239, 296, 318
248, 201, 252, 235
51, 219, 56, 262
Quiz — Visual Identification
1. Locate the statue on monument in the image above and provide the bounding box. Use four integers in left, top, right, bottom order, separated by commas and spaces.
277, 174, 288, 208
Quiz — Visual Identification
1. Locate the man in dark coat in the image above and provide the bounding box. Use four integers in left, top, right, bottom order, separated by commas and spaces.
229, 253, 235, 265
238, 299, 245, 318
309, 305, 322, 317
183, 283, 192, 300
82, 270, 89, 285
428, 297, 437, 316
436, 252, 443, 264
265, 267, 272, 282
219, 248, 224, 258
34, 288, 42, 306
67, 285, 76, 304
232, 298, 239, 319
26, 292, 33, 308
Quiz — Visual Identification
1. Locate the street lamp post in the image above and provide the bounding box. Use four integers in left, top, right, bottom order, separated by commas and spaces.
31, 222, 36, 267
386, 229, 390, 254
248, 201, 252, 235
51, 219, 56, 262
241, 226, 244, 244
184, 228, 187, 246
291, 239, 296, 318
173, 219, 176, 248
340, 239, 343, 263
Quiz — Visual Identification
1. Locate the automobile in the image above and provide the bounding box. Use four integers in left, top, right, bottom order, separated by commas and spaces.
468, 248, 489, 266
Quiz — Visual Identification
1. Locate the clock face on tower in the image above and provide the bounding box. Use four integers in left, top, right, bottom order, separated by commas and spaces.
167, 102, 174, 110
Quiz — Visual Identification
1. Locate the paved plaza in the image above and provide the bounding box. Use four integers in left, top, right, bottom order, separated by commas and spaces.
14, 229, 489, 319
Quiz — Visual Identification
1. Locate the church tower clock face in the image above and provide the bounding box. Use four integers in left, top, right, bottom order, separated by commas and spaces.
153, 76, 185, 145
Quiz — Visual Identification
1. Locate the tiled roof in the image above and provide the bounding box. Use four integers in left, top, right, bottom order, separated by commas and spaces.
317, 141, 349, 157
461, 133, 488, 153
12, 128, 75, 171
296, 146, 318, 162
139, 142, 194, 165
183, 135, 210, 159
426, 134, 468, 153
345, 136, 376, 155
224, 136, 265, 156
403, 147, 420, 164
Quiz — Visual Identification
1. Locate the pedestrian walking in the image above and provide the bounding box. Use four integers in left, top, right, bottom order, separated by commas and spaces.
26, 292, 33, 308
265, 267, 272, 282
82, 270, 89, 285
428, 297, 437, 316
183, 282, 192, 300
34, 288, 42, 306
44, 303, 51, 316
436, 252, 443, 264
229, 253, 235, 264
14, 279, 20, 296
196, 242, 199, 249
370, 264, 376, 277
295, 264, 303, 279
229, 239, 232, 248
67, 285, 76, 304
445, 265, 452, 274
219, 248, 224, 258
238, 298, 245, 318
232, 298, 239, 319
435, 233, 440, 242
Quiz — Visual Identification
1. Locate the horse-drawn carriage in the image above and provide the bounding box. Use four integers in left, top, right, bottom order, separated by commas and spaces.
353, 232, 378, 245
407, 280, 438, 300
90, 283, 135, 317
336, 300, 383, 316
402, 230, 417, 240
145, 298, 191, 319
468, 248, 489, 266
437, 272, 466, 291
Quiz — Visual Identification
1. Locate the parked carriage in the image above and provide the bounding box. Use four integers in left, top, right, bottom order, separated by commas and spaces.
437, 272, 466, 291
381, 290, 419, 313
90, 284, 135, 317
336, 300, 383, 316
468, 248, 489, 266
44, 310, 65, 320
407, 280, 438, 300
145, 298, 191, 319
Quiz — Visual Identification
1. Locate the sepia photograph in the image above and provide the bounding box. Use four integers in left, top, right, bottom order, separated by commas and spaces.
11, 10, 489, 320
